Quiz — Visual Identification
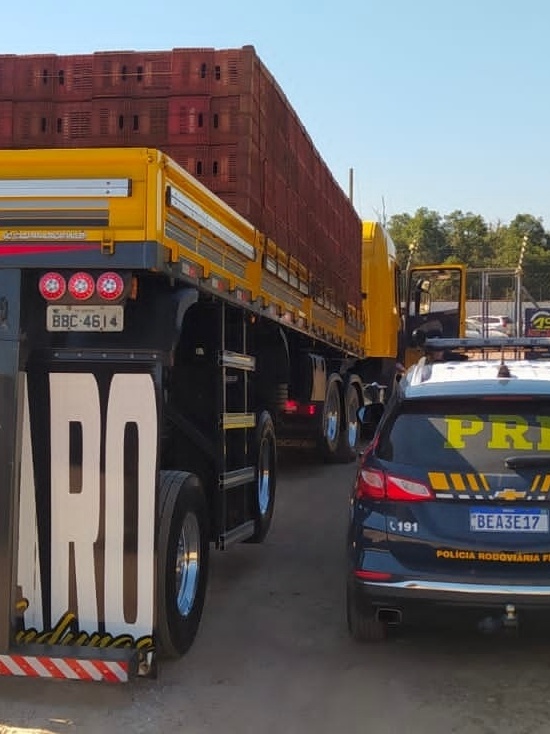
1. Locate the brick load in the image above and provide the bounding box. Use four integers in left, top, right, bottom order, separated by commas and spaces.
0, 46, 361, 310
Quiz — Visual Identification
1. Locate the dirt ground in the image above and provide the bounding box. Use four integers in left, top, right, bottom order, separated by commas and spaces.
2, 453, 550, 734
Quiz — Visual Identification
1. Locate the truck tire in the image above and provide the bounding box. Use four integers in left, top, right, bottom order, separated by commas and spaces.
156, 470, 210, 658
334, 378, 362, 462
346, 582, 387, 643
247, 410, 277, 543
318, 374, 343, 462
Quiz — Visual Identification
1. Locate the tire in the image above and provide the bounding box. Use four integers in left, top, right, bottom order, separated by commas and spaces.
346, 582, 387, 643
334, 378, 362, 463
247, 411, 277, 543
318, 374, 343, 462
156, 470, 210, 659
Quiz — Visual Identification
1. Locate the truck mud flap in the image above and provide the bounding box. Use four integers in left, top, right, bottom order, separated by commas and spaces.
6, 350, 163, 680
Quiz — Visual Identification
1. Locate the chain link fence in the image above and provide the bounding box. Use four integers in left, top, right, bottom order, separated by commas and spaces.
464, 268, 550, 336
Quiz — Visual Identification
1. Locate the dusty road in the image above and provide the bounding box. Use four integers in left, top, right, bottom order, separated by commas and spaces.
2, 452, 550, 734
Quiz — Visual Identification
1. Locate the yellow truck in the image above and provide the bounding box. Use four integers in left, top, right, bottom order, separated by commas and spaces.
0, 147, 464, 681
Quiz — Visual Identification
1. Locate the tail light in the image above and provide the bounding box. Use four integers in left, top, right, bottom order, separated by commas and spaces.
283, 400, 317, 416
39, 272, 66, 301
355, 467, 432, 501
96, 272, 124, 300
354, 570, 393, 581
68, 272, 95, 300
386, 475, 432, 501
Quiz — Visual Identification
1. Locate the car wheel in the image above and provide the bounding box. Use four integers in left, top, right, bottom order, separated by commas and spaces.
346, 583, 387, 643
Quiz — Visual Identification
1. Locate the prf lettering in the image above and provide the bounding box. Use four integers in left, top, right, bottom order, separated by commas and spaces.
444, 415, 550, 450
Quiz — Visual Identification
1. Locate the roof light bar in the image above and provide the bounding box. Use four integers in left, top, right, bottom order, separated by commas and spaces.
425, 336, 550, 351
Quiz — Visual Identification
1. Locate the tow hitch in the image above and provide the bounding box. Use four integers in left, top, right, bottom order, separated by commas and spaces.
478, 604, 518, 634
503, 604, 518, 628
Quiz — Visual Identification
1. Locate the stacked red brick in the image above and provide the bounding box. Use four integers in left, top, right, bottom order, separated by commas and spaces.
0, 47, 362, 311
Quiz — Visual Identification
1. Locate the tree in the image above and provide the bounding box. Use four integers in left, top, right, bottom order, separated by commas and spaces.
442, 210, 492, 266
388, 208, 448, 267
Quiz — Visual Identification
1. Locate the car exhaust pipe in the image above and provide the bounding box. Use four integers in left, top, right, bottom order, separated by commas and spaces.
375, 608, 402, 626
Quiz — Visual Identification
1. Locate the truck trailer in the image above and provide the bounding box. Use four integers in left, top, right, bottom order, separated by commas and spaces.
0, 146, 465, 681
0, 47, 466, 682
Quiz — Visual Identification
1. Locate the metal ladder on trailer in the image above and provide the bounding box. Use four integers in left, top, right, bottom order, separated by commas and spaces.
217, 302, 258, 548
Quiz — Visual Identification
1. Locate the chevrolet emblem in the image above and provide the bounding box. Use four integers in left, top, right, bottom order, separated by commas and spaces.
493, 489, 527, 501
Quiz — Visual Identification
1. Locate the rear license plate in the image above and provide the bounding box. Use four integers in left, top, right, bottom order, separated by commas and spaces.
46, 305, 124, 332
470, 507, 549, 533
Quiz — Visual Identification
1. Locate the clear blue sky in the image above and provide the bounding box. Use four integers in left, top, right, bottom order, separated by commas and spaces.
3, 0, 549, 227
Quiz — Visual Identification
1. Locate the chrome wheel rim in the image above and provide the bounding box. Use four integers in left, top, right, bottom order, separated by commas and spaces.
258, 438, 271, 515
325, 385, 340, 444
347, 388, 360, 448
175, 512, 200, 617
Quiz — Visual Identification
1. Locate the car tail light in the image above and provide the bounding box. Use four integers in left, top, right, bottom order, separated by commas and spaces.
355, 468, 432, 501
39, 272, 66, 301
96, 272, 124, 301
355, 468, 385, 500
68, 272, 95, 301
386, 474, 433, 501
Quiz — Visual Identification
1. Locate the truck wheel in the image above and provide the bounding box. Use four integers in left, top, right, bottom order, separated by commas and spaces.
335, 379, 362, 462
319, 374, 343, 461
346, 583, 387, 643
156, 470, 210, 658
247, 411, 277, 543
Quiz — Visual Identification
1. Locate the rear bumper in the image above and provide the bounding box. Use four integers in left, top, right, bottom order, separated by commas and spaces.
352, 576, 550, 611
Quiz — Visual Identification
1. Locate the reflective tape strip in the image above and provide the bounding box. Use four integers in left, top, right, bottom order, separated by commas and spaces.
466, 473, 480, 492
428, 472, 449, 491
0, 654, 129, 682
479, 474, 490, 491
450, 473, 466, 491
40, 656, 84, 680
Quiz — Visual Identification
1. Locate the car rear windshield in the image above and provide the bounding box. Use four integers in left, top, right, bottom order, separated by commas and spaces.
377, 398, 550, 473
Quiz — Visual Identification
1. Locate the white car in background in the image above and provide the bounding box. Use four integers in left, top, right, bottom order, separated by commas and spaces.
467, 315, 514, 338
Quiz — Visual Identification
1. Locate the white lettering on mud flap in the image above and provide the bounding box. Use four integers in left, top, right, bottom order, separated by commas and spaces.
17, 371, 158, 643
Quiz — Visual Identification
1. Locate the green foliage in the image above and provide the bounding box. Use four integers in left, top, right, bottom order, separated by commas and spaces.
387, 209, 550, 301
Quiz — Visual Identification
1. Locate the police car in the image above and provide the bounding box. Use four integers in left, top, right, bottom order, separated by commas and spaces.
347, 336, 550, 641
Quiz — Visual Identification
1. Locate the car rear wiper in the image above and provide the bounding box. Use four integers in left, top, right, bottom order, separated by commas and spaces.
505, 455, 550, 469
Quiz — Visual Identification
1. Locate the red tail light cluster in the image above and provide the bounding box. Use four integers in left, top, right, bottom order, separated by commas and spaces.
68, 272, 95, 300
283, 400, 317, 417
355, 467, 433, 502
96, 272, 125, 300
39, 272, 125, 302
39, 272, 66, 301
